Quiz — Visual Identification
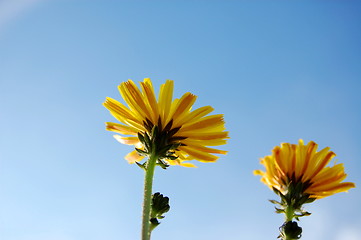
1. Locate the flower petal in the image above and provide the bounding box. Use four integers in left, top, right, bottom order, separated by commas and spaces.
125, 150, 144, 164
105, 122, 138, 135
113, 135, 140, 145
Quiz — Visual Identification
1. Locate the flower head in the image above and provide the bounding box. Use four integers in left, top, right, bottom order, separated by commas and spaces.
103, 78, 228, 167
254, 139, 355, 199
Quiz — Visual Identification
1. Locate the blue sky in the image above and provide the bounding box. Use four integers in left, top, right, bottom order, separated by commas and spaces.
1, 1, 360, 240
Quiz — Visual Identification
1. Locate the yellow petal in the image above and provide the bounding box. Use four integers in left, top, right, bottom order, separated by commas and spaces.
113, 135, 140, 145
140, 78, 159, 123
273, 146, 287, 178
311, 163, 345, 184
158, 80, 174, 126
103, 97, 138, 123
253, 169, 264, 176
308, 151, 336, 180
300, 141, 317, 182
179, 114, 225, 133
105, 122, 138, 135
171, 92, 197, 121
104, 78, 228, 167
174, 105, 214, 127
182, 131, 229, 141
178, 162, 197, 168
309, 181, 355, 194
118, 80, 151, 120
179, 146, 219, 162
181, 141, 227, 155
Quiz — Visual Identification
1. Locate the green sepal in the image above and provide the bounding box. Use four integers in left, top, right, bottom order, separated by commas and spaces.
167, 127, 180, 137
143, 132, 151, 151
275, 207, 285, 214
135, 148, 149, 157
304, 197, 316, 204
271, 182, 314, 221
137, 132, 145, 144
166, 155, 178, 160
269, 199, 282, 205
151, 125, 159, 140
295, 211, 311, 218
136, 161, 147, 170
150, 218, 160, 231
134, 122, 186, 171
169, 142, 181, 150
157, 159, 170, 169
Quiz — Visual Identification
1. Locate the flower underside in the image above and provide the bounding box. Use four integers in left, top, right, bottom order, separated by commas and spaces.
254, 139, 355, 199
103, 78, 228, 167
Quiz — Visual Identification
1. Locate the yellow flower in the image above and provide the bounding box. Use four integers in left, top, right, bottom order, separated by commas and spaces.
103, 78, 228, 167
254, 139, 355, 199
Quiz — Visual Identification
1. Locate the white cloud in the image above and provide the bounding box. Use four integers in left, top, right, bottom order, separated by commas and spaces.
0, 0, 43, 32
335, 226, 361, 240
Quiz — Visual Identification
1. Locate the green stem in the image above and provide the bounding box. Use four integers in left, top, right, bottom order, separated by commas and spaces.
141, 152, 158, 240
285, 205, 294, 222
283, 206, 295, 240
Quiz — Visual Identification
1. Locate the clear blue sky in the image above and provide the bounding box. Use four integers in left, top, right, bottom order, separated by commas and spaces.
1, 1, 360, 240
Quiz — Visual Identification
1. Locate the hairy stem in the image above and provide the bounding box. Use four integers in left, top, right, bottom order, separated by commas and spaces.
141, 153, 158, 240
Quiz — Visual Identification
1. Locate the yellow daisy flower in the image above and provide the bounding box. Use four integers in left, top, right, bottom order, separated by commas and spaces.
254, 139, 355, 199
103, 78, 228, 167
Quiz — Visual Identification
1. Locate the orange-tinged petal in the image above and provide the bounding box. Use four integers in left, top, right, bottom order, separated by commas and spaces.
308, 151, 336, 180
255, 140, 355, 200
311, 163, 345, 183
125, 150, 144, 164
300, 141, 317, 182
273, 147, 287, 178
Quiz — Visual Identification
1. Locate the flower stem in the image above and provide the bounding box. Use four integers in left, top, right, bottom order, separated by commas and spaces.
281, 206, 303, 240
285, 205, 294, 222
141, 152, 158, 240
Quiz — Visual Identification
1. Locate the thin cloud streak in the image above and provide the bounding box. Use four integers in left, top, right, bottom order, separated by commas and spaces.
0, 0, 43, 33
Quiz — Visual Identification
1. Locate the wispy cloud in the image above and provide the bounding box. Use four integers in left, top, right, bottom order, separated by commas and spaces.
0, 0, 43, 33
335, 225, 361, 240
